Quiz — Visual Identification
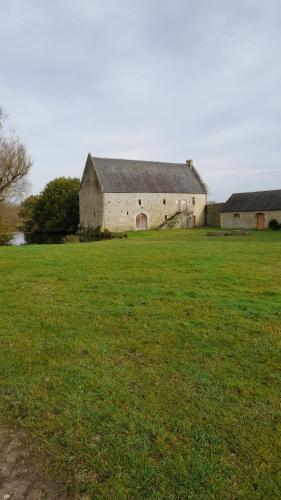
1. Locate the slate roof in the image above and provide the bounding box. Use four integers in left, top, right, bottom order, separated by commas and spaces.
222, 190, 281, 212
90, 156, 206, 194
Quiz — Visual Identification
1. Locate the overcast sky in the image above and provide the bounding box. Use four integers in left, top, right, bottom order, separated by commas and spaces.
1, 0, 281, 201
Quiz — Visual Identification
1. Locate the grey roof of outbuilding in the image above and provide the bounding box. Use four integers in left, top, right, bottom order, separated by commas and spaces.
222, 189, 281, 212
90, 156, 206, 194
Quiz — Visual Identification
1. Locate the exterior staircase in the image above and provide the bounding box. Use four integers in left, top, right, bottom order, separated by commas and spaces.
157, 209, 194, 229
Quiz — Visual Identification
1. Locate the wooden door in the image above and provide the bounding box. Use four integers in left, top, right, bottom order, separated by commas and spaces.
256, 213, 265, 229
136, 213, 147, 230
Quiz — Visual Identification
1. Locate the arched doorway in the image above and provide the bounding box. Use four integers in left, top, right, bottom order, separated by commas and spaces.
256, 213, 265, 229
136, 213, 148, 230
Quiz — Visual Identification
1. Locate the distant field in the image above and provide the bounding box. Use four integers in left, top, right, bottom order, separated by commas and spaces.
0, 229, 281, 498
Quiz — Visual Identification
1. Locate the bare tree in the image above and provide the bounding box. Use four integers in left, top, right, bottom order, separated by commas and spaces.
0, 107, 32, 204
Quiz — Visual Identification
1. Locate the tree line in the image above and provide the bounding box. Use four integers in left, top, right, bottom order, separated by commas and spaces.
0, 106, 80, 244
0, 107, 32, 243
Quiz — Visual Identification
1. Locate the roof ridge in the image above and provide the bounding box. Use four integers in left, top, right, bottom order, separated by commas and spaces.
230, 189, 281, 196
91, 155, 188, 167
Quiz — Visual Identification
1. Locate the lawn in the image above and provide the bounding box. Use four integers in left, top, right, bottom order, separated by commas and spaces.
0, 229, 281, 498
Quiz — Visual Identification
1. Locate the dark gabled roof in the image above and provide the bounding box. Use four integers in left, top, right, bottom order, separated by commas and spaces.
222, 189, 281, 212
90, 156, 206, 194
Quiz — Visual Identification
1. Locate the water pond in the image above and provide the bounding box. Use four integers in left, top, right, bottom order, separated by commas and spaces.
7, 232, 26, 246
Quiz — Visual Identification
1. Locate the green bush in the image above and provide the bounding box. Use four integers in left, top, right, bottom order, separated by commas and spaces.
78, 225, 127, 242
268, 219, 281, 230
62, 234, 80, 244
0, 220, 12, 245
78, 225, 113, 242
0, 232, 12, 245
19, 177, 80, 238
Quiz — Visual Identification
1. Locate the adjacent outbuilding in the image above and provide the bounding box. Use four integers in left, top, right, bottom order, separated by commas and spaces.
221, 189, 281, 229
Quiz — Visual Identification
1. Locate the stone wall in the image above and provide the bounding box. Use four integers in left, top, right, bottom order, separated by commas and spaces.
79, 156, 103, 228
102, 193, 207, 232
221, 210, 281, 229
206, 203, 224, 226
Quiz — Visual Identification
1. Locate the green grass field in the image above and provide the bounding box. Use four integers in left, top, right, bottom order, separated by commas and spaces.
0, 229, 281, 498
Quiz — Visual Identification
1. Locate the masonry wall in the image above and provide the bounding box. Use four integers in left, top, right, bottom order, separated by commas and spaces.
79, 157, 103, 228
102, 193, 207, 231
206, 203, 224, 226
221, 210, 281, 229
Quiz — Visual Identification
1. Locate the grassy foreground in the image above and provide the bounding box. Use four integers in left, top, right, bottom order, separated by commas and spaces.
0, 229, 281, 498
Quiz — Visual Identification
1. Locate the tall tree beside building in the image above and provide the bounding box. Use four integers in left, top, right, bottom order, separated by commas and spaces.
20, 177, 80, 238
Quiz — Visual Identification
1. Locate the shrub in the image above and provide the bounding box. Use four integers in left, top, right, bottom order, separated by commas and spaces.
268, 219, 281, 230
62, 234, 80, 244
78, 225, 106, 242
19, 177, 80, 236
77, 225, 127, 242
0, 219, 12, 245
0, 231, 12, 245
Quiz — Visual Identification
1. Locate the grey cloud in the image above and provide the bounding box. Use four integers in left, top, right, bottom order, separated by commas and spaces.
0, 0, 280, 201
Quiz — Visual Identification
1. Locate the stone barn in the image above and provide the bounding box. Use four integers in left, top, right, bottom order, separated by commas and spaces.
221, 189, 281, 229
80, 155, 207, 232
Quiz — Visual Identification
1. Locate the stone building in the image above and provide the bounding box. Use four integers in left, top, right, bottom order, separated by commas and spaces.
80, 155, 207, 232
206, 203, 225, 226
221, 189, 281, 229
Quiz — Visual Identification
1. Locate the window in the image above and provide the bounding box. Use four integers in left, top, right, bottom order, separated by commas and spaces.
127, 211, 129, 215
165, 215, 168, 220
138, 199, 142, 205
234, 213, 240, 218
163, 199, 166, 205
181, 200, 187, 211
192, 196, 196, 205
94, 211, 96, 217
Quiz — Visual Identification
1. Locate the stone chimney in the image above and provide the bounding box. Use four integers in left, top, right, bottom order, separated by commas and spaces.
186, 159, 193, 168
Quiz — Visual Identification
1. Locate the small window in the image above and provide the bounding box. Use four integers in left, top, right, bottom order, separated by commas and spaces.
165, 215, 168, 220
94, 211, 96, 217
234, 213, 240, 218
127, 211, 129, 215
192, 196, 196, 205
138, 199, 141, 205
163, 199, 166, 205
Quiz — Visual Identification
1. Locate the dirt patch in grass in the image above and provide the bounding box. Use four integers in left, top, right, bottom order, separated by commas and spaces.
0, 427, 63, 499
